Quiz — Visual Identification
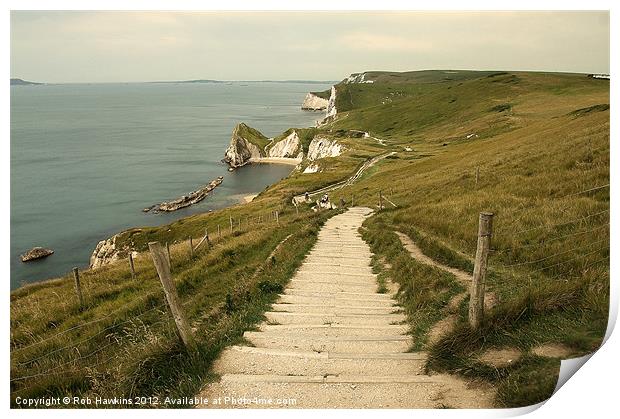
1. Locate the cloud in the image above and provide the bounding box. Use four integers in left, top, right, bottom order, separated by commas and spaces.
338, 32, 433, 52
10, 11, 609, 82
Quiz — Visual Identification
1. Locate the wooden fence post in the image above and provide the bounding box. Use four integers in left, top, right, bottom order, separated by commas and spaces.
166, 242, 171, 267
218, 224, 221, 240
475, 166, 480, 186
189, 237, 194, 259
238, 217, 241, 230
229, 215, 233, 233
276, 210, 280, 226
468, 212, 494, 329
72, 267, 84, 308
128, 253, 136, 278
148, 242, 197, 351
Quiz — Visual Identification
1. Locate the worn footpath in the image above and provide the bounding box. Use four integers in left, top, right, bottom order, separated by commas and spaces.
198, 207, 492, 408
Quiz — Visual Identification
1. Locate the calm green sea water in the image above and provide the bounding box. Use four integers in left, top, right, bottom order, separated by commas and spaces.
10, 82, 329, 289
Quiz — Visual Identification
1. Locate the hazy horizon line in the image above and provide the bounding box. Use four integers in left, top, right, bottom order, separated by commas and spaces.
10, 68, 611, 86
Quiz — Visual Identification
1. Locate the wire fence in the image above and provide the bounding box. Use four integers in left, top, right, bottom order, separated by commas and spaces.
10, 205, 315, 397
496, 183, 609, 235
10, 178, 610, 395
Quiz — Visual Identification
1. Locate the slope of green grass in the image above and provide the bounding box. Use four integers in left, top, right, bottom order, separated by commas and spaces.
235, 122, 271, 151
10, 200, 334, 406
325, 71, 608, 407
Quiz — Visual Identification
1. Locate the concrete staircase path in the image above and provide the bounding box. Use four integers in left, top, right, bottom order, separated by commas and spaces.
198, 207, 493, 408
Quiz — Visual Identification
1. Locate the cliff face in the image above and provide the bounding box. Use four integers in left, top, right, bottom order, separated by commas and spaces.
268, 130, 302, 158
223, 123, 266, 167
344, 72, 374, 84
326, 86, 338, 118
301, 93, 329, 111
90, 234, 124, 269
307, 136, 343, 161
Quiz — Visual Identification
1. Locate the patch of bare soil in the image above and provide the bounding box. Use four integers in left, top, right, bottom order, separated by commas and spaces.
395, 231, 499, 347
478, 348, 522, 368
427, 314, 458, 345
447, 293, 467, 314
395, 232, 471, 285
531, 343, 574, 359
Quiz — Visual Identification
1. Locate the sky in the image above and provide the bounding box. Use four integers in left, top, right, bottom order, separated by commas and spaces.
10, 11, 610, 83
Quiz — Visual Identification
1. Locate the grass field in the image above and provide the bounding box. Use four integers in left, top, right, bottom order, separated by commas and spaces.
10, 70, 609, 408
324, 70, 609, 407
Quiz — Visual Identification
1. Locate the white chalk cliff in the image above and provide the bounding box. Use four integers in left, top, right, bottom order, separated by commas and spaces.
90, 234, 123, 269
307, 136, 343, 161
344, 72, 374, 84
326, 86, 337, 118
268, 130, 302, 158
301, 93, 329, 111
223, 123, 265, 168
303, 163, 320, 174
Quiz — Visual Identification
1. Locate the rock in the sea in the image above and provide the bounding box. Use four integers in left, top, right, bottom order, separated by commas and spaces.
223, 123, 267, 168
145, 176, 224, 213
20, 247, 54, 262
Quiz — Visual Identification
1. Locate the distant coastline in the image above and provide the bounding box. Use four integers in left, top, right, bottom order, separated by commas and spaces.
10, 78, 43, 86
152, 79, 338, 84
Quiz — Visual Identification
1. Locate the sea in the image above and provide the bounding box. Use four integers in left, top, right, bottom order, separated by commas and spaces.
10, 81, 331, 290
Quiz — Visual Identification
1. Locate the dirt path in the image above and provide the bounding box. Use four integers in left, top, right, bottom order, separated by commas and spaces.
395, 232, 472, 286
395, 232, 472, 345
197, 209, 493, 408
395, 232, 497, 346
292, 152, 396, 205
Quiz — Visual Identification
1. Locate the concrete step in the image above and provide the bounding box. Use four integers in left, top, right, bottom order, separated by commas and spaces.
200, 374, 491, 409
283, 289, 394, 299
276, 294, 397, 307
314, 241, 363, 244
305, 253, 370, 265
299, 264, 373, 273
243, 332, 413, 353
200, 375, 493, 408
270, 303, 400, 315
264, 311, 406, 326
222, 373, 436, 384
212, 346, 427, 376
286, 282, 379, 294
284, 280, 381, 298
294, 270, 375, 278
309, 246, 371, 256
306, 254, 373, 261
290, 276, 377, 285
257, 324, 409, 337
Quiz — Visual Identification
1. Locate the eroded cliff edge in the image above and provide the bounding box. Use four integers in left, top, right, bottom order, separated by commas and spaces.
223, 123, 268, 167
301, 92, 329, 111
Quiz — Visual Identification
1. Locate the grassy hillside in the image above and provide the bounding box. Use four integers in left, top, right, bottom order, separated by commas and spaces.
309, 89, 331, 100
11, 202, 336, 405
10, 70, 609, 408
323, 70, 609, 407
234, 122, 271, 152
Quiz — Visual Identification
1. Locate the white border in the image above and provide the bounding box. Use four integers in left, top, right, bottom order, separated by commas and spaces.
3, 2, 616, 419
